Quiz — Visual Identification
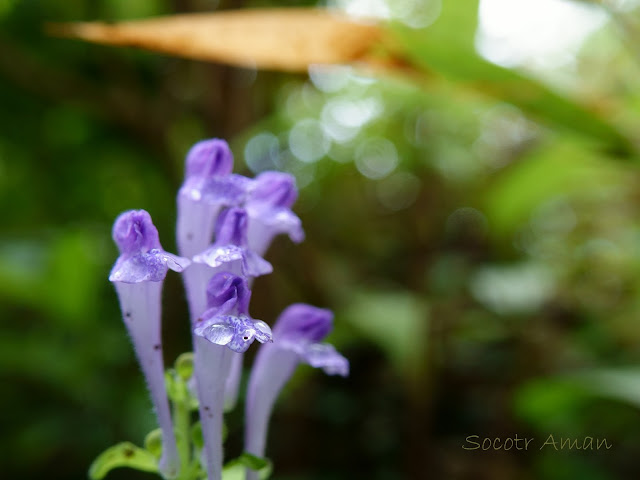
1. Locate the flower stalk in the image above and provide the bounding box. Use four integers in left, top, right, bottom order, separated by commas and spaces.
244, 304, 348, 480
192, 273, 272, 480
109, 210, 190, 478
98, 138, 348, 480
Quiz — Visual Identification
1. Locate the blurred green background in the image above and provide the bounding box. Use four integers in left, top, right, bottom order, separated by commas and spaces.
3, 0, 640, 478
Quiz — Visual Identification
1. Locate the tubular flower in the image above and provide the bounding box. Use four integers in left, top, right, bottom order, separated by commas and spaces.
223, 172, 304, 411
245, 171, 305, 256
181, 206, 272, 327
109, 210, 190, 478
176, 139, 249, 259
176, 140, 258, 327
192, 207, 272, 410
192, 273, 272, 480
101, 138, 348, 480
244, 304, 348, 478
193, 207, 273, 279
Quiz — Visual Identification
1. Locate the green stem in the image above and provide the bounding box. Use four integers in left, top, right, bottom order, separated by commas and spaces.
174, 395, 193, 480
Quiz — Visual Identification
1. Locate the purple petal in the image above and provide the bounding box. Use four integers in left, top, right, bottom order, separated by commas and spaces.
109, 249, 189, 283
159, 251, 191, 272
298, 343, 349, 376
193, 245, 244, 269
226, 315, 273, 353
272, 209, 305, 243
272, 303, 333, 343
194, 318, 236, 346
244, 172, 304, 256
194, 313, 273, 353
246, 208, 304, 256
185, 138, 233, 179
112, 210, 161, 256
214, 207, 248, 246
259, 208, 304, 242
252, 320, 273, 344
176, 175, 250, 261
198, 174, 251, 206
242, 250, 273, 277
205, 272, 251, 315
247, 171, 298, 210
244, 305, 348, 468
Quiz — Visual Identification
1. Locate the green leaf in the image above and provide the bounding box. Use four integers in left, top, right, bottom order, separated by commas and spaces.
483, 138, 627, 237
574, 368, 640, 409
515, 369, 640, 438
343, 289, 429, 385
88, 442, 159, 480
234, 452, 270, 471
222, 453, 272, 480
514, 377, 591, 431
390, 0, 634, 156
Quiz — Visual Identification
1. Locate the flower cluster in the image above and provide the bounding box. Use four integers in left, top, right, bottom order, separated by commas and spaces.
104, 139, 348, 480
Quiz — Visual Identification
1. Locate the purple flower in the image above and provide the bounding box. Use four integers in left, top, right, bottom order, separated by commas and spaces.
175, 143, 267, 423
181, 207, 272, 336
244, 304, 348, 475
192, 273, 272, 480
194, 314, 272, 353
109, 210, 190, 478
176, 139, 249, 260
245, 171, 305, 256
185, 139, 234, 179
194, 272, 272, 353
109, 210, 190, 283
220, 173, 304, 412
192, 208, 272, 279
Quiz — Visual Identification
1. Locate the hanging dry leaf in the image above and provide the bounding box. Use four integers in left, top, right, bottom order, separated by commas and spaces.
48, 8, 384, 72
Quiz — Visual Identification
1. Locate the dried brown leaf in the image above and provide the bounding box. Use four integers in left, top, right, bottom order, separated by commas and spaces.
49, 8, 384, 72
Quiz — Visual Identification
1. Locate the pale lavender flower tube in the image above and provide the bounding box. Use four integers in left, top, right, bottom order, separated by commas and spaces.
193, 273, 272, 480
244, 304, 348, 480
193, 207, 273, 410
109, 210, 190, 478
177, 139, 236, 258
222, 172, 305, 411
176, 139, 251, 324
183, 207, 272, 324
193, 208, 273, 280
245, 171, 305, 256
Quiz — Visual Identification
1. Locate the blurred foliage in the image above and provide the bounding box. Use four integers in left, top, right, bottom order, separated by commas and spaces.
4, 0, 640, 479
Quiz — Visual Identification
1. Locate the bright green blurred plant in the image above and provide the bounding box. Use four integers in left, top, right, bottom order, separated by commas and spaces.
4, 0, 640, 479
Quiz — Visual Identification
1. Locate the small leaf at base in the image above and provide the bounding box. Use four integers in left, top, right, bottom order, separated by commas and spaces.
222, 453, 272, 480
88, 442, 159, 480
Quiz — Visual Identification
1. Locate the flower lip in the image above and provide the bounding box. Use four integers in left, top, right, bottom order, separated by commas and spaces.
214, 207, 248, 246
180, 173, 251, 208
292, 342, 349, 377
205, 271, 251, 315
248, 171, 298, 210
194, 313, 273, 353
113, 209, 161, 256
185, 138, 233, 179
110, 210, 190, 283
273, 303, 333, 343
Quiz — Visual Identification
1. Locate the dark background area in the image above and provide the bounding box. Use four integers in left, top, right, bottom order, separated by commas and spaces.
3, 0, 640, 479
